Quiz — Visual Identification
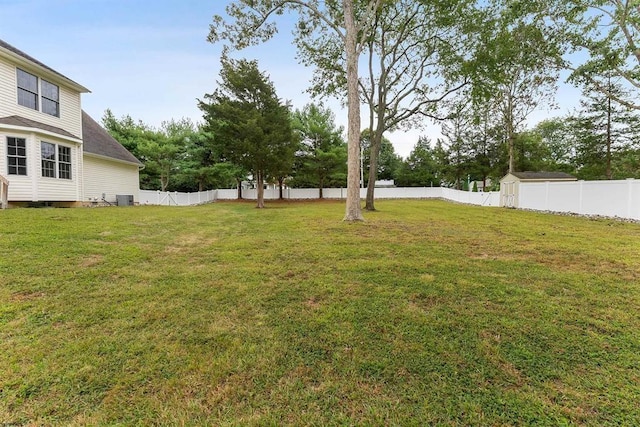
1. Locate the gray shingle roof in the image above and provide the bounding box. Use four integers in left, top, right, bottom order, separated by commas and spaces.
82, 111, 142, 166
0, 113, 141, 165
512, 171, 577, 180
0, 39, 89, 93
0, 115, 79, 139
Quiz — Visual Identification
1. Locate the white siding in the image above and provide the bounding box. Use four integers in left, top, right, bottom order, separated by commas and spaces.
0, 130, 33, 201
83, 155, 140, 203
0, 130, 83, 201
36, 139, 82, 201
0, 58, 83, 138
0, 61, 14, 116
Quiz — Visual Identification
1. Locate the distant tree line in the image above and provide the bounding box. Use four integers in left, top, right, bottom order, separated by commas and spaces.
101, 0, 640, 206
103, 71, 640, 197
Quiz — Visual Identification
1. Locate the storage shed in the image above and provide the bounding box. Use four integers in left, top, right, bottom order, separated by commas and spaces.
500, 172, 577, 207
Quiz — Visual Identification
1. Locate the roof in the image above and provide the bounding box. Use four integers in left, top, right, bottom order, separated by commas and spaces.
0, 39, 89, 93
81, 111, 142, 166
0, 115, 80, 140
511, 171, 577, 181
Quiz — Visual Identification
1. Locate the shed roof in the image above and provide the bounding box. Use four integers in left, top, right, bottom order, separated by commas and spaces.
82, 111, 142, 166
511, 171, 577, 181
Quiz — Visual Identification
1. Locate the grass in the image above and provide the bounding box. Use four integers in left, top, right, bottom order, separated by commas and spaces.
1, 199, 639, 426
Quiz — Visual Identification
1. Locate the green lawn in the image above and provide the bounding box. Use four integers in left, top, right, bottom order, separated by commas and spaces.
1, 200, 639, 426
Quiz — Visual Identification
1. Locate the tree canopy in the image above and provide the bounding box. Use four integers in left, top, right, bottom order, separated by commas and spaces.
290, 103, 347, 197
199, 57, 296, 208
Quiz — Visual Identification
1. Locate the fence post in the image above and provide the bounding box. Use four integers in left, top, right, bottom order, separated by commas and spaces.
578, 181, 584, 214
628, 179, 634, 219
545, 181, 550, 211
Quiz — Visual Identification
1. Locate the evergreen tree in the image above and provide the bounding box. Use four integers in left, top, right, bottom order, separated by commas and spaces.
571, 81, 639, 180
199, 57, 296, 208
395, 137, 440, 187
290, 104, 347, 197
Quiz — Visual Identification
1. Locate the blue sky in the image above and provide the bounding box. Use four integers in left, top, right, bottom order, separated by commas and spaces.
0, 1, 333, 143
0, 0, 581, 158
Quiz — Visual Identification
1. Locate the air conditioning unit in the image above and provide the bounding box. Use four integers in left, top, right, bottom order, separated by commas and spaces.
116, 194, 134, 206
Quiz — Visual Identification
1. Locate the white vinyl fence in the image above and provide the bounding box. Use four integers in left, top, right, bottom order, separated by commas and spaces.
139, 187, 500, 207
518, 179, 640, 220
139, 179, 640, 221
139, 189, 217, 206
219, 186, 501, 206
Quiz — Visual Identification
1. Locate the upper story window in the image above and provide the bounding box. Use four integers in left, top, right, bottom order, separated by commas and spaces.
41, 80, 60, 117
17, 69, 38, 110
7, 137, 27, 176
16, 68, 60, 117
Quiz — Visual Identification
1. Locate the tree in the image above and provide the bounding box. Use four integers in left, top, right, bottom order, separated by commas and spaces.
511, 130, 554, 172
440, 101, 474, 189
395, 137, 440, 187
360, 129, 401, 185
102, 110, 164, 190
533, 118, 576, 173
173, 127, 221, 192
290, 103, 347, 198
209, 0, 386, 220
137, 131, 182, 192
376, 138, 402, 182
199, 57, 295, 208
476, 9, 561, 174
102, 111, 242, 192
299, 0, 477, 210
569, 82, 640, 180
548, 0, 640, 110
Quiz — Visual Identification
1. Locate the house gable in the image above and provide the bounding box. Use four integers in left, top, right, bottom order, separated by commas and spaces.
0, 39, 141, 206
0, 38, 87, 139
0, 39, 89, 94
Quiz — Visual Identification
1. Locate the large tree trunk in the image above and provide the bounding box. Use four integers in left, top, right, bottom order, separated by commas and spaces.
343, 0, 364, 221
365, 119, 385, 211
506, 93, 515, 174
606, 80, 612, 180
278, 177, 285, 199
236, 178, 242, 200
161, 174, 169, 192
508, 130, 515, 174
256, 170, 265, 208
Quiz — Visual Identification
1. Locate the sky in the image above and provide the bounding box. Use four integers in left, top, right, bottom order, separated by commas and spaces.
0, 0, 583, 159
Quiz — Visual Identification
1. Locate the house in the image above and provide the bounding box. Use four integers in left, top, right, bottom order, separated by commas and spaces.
0, 38, 141, 208
500, 171, 577, 208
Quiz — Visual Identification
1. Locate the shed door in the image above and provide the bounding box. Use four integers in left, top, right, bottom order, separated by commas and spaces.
501, 181, 516, 207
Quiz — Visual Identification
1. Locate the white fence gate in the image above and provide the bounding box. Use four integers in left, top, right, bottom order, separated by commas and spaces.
139, 190, 217, 206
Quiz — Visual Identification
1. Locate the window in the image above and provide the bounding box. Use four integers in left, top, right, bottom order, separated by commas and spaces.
7, 137, 27, 176
17, 69, 38, 110
41, 80, 60, 117
41, 142, 56, 177
40, 141, 72, 180
16, 69, 60, 117
58, 145, 71, 179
